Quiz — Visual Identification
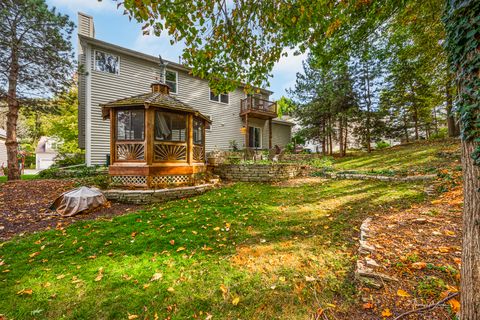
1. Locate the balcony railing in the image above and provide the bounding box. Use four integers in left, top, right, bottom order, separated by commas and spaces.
240, 96, 277, 116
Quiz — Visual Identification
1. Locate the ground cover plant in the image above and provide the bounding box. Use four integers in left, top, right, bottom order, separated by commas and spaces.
0, 179, 425, 319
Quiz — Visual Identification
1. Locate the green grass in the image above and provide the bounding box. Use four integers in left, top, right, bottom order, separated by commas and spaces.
0, 174, 39, 183
334, 139, 461, 175
0, 180, 425, 319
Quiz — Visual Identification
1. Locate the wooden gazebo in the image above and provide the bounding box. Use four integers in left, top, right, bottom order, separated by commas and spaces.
101, 82, 211, 188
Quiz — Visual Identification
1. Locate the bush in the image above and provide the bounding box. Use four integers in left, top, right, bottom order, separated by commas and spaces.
55, 152, 85, 167
375, 141, 391, 149
430, 127, 448, 140
309, 156, 334, 171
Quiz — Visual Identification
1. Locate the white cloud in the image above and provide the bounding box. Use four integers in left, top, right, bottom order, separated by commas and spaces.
47, 0, 116, 13
132, 31, 185, 63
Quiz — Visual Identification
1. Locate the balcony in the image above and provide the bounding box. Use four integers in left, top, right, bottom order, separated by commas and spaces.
240, 96, 277, 119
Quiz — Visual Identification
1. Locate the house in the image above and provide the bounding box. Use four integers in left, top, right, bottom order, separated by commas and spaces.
35, 136, 59, 170
0, 128, 6, 169
77, 12, 293, 166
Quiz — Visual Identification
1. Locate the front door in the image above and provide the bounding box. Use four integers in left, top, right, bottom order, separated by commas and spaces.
248, 126, 262, 149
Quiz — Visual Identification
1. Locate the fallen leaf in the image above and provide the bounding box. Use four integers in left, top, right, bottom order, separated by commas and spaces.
448, 298, 460, 313
95, 268, 104, 282
397, 289, 410, 297
439, 247, 450, 253
143, 284, 150, 289
411, 262, 427, 269
362, 302, 374, 309
381, 309, 392, 317
305, 276, 316, 282
29, 252, 40, 258
232, 296, 240, 306
56, 274, 65, 280
17, 288, 33, 295
176, 247, 186, 252
169, 240, 175, 245
220, 284, 228, 295
128, 314, 139, 320
167, 287, 175, 293
150, 273, 163, 282
213, 227, 220, 231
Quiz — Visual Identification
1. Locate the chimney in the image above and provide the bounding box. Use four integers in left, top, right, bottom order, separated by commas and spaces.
78, 12, 95, 38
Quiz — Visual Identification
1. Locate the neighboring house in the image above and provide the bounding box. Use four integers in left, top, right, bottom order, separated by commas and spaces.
35, 136, 59, 170
77, 12, 293, 166
0, 128, 7, 169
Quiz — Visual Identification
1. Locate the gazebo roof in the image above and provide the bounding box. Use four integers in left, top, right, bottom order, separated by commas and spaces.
101, 87, 211, 123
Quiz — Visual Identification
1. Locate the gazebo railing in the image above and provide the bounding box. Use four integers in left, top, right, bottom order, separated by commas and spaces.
193, 144, 205, 162
115, 141, 145, 161
154, 141, 188, 162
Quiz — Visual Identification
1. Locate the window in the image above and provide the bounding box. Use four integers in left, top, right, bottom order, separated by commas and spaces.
193, 117, 204, 145
210, 89, 229, 104
165, 70, 177, 94
94, 50, 120, 74
248, 126, 262, 148
155, 111, 186, 141
116, 110, 144, 140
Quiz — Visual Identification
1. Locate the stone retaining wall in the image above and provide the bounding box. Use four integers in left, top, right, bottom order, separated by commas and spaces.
103, 183, 216, 204
212, 164, 311, 182
325, 172, 437, 182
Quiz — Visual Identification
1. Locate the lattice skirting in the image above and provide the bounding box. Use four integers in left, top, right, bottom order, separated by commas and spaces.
111, 175, 147, 186
151, 175, 192, 186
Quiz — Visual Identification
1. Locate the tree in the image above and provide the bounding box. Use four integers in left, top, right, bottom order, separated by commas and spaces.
120, 1, 478, 314
0, 0, 74, 180
444, 0, 480, 318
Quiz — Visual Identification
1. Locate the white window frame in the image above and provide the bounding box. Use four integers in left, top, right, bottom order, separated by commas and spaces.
209, 89, 229, 104
165, 69, 178, 94
248, 126, 262, 149
93, 50, 120, 75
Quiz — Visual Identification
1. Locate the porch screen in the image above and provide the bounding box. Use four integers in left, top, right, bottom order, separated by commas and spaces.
193, 117, 204, 145
116, 110, 145, 141
155, 111, 187, 142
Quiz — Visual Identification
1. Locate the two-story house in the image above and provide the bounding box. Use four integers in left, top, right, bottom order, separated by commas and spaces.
77, 13, 293, 166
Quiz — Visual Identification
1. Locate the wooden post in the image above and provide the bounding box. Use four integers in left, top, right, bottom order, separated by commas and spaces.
245, 113, 249, 148
109, 109, 115, 165
188, 113, 193, 164
268, 118, 272, 149
202, 119, 206, 162
145, 108, 153, 165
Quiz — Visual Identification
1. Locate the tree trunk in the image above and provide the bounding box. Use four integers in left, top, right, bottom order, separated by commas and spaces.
321, 119, 326, 156
343, 117, 348, 156
338, 117, 344, 157
364, 62, 372, 153
403, 113, 409, 143
460, 139, 480, 319
446, 76, 459, 137
413, 106, 419, 140
6, 42, 20, 181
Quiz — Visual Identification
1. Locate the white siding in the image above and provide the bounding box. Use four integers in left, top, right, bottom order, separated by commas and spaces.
81, 41, 292, 165
0, 138, 7, 166
272, 123, 292, 147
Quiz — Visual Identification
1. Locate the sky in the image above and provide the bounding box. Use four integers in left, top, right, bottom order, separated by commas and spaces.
46, 0, 308, 100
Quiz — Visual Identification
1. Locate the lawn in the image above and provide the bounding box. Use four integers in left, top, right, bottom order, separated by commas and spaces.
0, 174, 38, 183
334, 139, 461, 175
0, 179, 425, 319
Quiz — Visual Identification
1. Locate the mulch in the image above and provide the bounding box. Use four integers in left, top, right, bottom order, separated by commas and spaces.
350, 187, 463, 319
0, 179, 142, 241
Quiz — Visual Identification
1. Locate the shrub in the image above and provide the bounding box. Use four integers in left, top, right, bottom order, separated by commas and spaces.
55, 152, 85, 167
375, 141, 391, 149
430, 127, 448, 140
309, 156, 334, 171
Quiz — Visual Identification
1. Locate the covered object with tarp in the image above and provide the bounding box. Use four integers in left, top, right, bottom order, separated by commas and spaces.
50, 186, 107, 216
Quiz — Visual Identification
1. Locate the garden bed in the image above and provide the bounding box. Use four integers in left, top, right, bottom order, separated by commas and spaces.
0, 179, 141, 240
